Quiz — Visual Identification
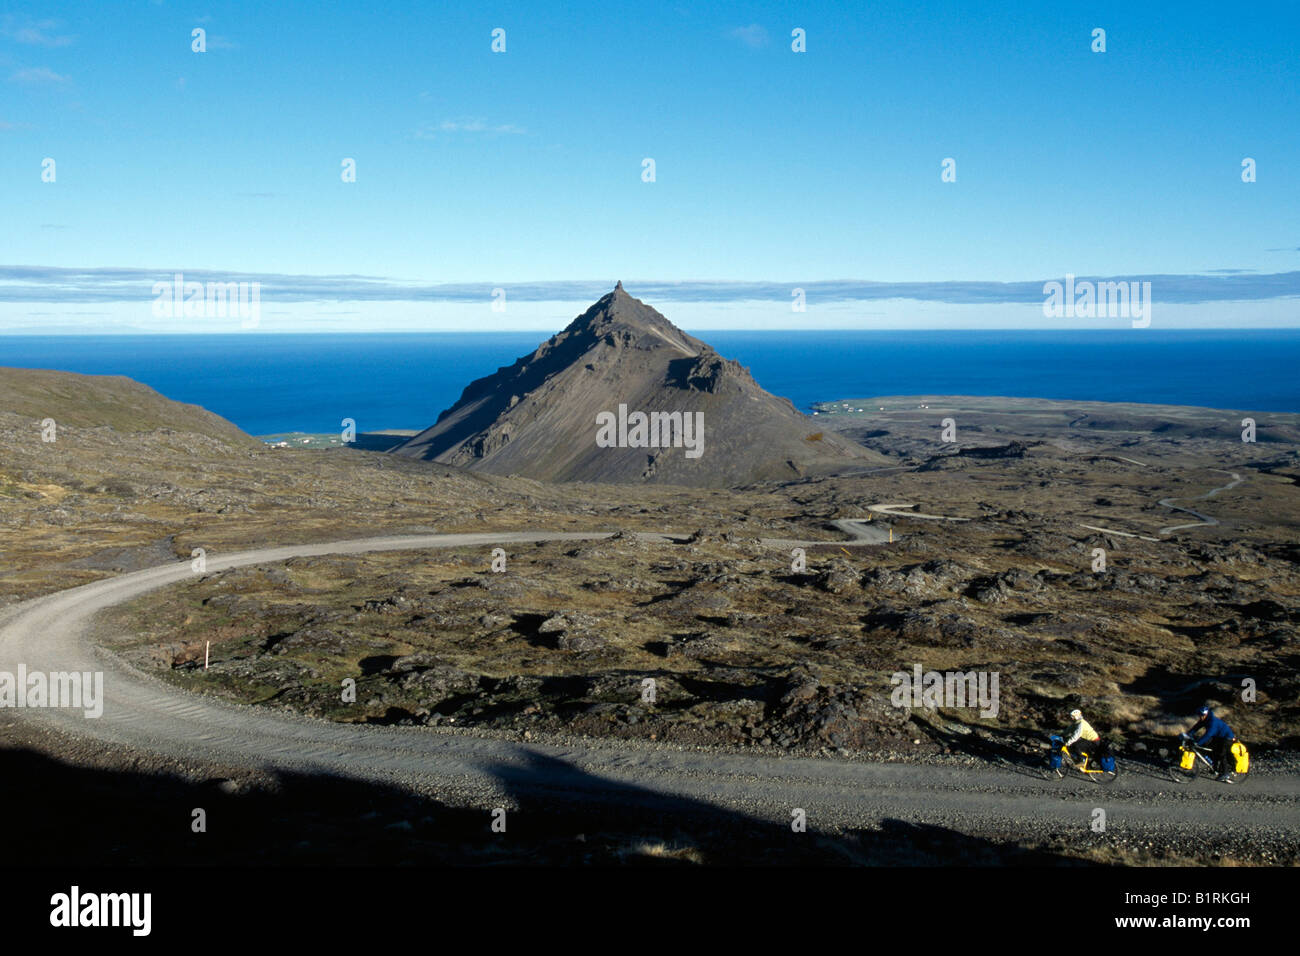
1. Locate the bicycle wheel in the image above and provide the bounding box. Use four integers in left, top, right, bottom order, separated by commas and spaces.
1168, 752, 1201, 784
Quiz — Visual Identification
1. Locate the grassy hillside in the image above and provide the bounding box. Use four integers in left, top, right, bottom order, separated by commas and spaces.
0, 367, 256, 445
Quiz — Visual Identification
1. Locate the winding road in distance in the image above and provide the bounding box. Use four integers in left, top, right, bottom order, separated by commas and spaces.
1, 524, 1294, 840
1156, 469, 1243, 535
873, 467, 1247, 541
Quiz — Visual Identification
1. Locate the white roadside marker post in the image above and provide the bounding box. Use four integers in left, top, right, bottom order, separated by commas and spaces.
205, 641, 210, 670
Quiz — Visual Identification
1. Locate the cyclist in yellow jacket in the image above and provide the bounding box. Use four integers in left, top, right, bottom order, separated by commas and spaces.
1063, 709, 1101, 763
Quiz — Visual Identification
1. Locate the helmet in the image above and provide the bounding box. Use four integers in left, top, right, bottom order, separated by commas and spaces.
1198, 706, 1211, 716
1069, 709, 1082, 720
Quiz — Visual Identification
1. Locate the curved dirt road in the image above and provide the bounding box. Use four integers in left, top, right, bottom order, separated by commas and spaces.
868, 503, 970, 522
763, 518, 891, 549
1158, 470, 1243, 535
1, 529, 1295, 838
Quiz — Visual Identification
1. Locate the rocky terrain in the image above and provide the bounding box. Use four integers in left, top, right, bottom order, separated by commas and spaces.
2, 367, 1298, 865
101, 457, 1300, 759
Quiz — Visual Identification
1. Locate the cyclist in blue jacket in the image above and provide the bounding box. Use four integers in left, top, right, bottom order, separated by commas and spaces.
1189, 706, 1236, 782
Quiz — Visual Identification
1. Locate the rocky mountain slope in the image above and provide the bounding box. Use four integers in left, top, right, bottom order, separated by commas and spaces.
393, 284, 881, 486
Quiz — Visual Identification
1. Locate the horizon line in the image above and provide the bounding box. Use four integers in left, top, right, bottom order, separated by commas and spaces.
5, 325, 1300, 336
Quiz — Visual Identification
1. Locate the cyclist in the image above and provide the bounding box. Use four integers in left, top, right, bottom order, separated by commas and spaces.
1188, 705, 1237, 783
1062, 708, 1101, 765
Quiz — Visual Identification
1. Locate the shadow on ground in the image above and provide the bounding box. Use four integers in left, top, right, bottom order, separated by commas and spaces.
1, 743, 1091, 866
348, 433, 413, 452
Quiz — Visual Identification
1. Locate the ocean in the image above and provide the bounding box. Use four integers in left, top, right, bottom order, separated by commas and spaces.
2, 330, 1297, 436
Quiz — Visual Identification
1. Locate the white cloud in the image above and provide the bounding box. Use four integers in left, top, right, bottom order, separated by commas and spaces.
9, 66, 71, 86
4, 267, 1297, 313
415, 119, 526, 139
729, 24, 770, 49
2, 17, 75, 48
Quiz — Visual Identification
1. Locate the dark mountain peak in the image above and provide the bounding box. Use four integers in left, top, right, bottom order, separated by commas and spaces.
565, 283, 694, 350
614, 280, 624, 292
392, 290, 880, 486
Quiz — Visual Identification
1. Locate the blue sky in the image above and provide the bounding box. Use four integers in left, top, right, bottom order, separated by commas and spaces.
1, 0, 1298, 331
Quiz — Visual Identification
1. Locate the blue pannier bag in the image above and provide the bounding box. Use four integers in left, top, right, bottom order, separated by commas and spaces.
1096, 738, 1116, 772
1049, 734, 1063, 770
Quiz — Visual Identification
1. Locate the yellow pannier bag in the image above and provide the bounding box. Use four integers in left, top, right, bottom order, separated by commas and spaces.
1180, 748, 1197, 770
1231, 741, 1249, 774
